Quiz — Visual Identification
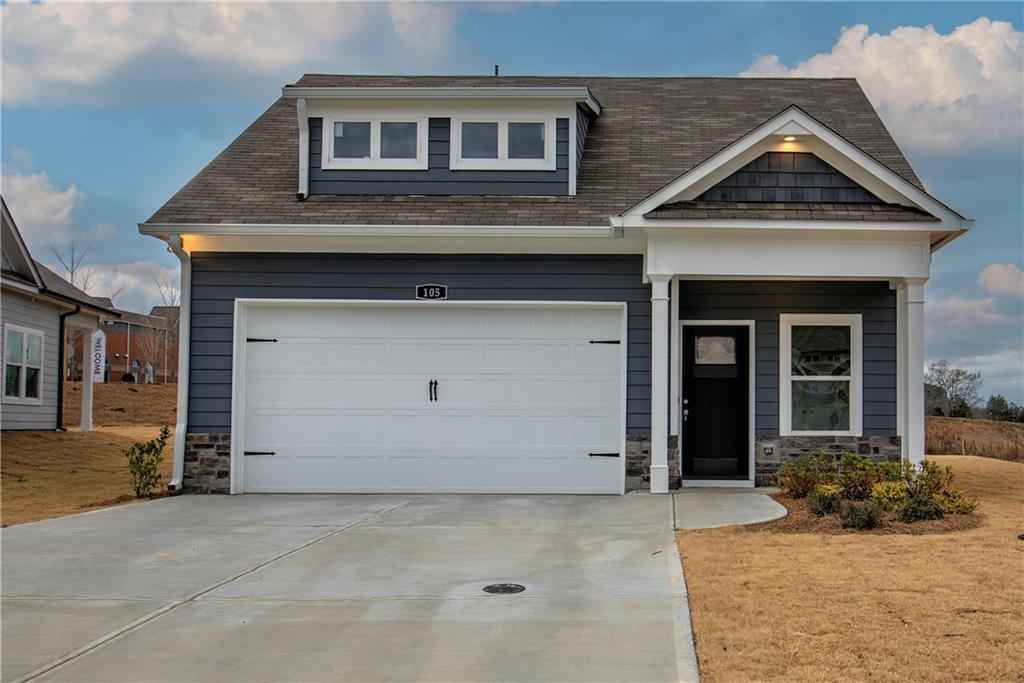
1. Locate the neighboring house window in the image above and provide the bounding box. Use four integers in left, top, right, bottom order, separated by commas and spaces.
779, 314, 862, 436
450, 117, 556, 171
321, 117, 428, 170
3, 324, 44, 404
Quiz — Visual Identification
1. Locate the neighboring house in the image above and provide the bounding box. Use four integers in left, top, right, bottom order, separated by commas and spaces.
1, 197, 119, 431
140, 75, 969, 495
68, 304, 179, 383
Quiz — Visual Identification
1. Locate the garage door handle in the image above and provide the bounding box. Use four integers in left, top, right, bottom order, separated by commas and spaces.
244, 451, 276, 456
588, 339, 620, 345
429, 379, 437, 402
588, 452, 620, 458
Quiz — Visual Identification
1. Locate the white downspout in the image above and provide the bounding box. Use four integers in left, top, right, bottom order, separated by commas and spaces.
165, 235, 191, 490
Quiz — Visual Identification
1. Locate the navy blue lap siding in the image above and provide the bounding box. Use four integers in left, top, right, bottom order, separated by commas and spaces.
677, 280, 897, 436
188, 254, 651, 434
309, 118, 570, 196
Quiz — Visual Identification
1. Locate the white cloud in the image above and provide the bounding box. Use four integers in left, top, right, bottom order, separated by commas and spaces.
1, 2, 460, 107
82, 260, 181, 314
742, 18, 1023, 154
1, 171, 115, 252
978, 263, 1024, 298
0, 171, 83, 247
926, 295, 1013, 331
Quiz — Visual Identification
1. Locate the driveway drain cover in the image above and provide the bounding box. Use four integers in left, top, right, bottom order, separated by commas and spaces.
483, 583, 525, 594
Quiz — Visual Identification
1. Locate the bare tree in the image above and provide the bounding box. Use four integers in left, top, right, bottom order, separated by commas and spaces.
925, 359, 983, 415
105, 271, 132, 308
153, 276, 181, 382
48, 238, 95, 291
134, 319, 164, 384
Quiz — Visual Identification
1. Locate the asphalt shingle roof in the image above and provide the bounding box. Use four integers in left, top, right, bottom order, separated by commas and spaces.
146, 75, 926, 227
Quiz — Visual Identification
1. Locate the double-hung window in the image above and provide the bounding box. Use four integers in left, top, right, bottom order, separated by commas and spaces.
4, 324, 44, 405
321, 117, 428, 170
779, 314, 862, 436
450, 117, 556, 171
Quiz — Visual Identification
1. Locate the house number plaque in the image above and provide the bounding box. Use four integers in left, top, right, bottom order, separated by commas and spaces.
416, 284, 448, 300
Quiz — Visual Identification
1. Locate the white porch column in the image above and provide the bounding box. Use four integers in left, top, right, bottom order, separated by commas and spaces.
903, 279, 927, 464
80, 329, 95, 433
649, 275, 671, 493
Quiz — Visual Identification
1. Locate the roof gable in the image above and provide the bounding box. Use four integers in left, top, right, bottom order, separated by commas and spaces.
1, 196, 45, 289
695, 152, 879, 204
625, 105, 970, 234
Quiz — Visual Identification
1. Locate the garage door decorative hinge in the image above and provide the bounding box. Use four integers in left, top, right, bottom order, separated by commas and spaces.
588, 339, 621, 345
246, 337, 279, 343
243, 451, 277, 456
588, 452, 620, 458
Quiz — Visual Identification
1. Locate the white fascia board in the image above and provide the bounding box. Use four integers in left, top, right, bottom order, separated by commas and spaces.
624, 105, 971, 234
624, 216, 945, 233
282, 86, 602, 115
139, 222, 614, 239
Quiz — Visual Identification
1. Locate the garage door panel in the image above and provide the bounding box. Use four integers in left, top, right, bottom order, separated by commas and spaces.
240, 304, 624, 494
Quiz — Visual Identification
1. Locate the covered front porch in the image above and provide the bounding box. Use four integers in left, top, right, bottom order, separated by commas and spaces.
640, 228, 931, 493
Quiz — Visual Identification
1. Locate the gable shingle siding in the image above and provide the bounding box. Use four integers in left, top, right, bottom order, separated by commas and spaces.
146, 76, 925, 227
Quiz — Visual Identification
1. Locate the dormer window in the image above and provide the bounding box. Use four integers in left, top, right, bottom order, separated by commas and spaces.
321, 116, 428, 170
450, 117, 556, 171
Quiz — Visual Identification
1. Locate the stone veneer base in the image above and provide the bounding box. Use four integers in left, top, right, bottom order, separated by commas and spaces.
753, 435, 902, 487
183, 433, 231, 494
183, 432, 676, 494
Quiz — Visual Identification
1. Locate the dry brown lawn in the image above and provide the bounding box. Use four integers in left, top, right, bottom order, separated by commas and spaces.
927, 416, 1024, 462
678, 456, 1024, 682
1, 426, 175, 527
62, 381, 177, 427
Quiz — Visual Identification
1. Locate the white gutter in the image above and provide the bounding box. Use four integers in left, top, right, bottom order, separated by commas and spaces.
164, 235, 191, 491
296, 97, 309, 199
281, 86, 602, 115
139, 222, 615, 238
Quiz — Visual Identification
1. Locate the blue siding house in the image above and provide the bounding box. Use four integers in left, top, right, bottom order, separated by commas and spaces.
141, 75, 969, 495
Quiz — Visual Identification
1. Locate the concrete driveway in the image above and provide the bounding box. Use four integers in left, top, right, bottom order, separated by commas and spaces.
2, 494, 697, 682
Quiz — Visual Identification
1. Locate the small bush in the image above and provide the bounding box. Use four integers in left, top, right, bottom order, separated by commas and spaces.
121, 373, 136, 382
777, 453, 833, 498
905, 460, 955, 499
899, 493, 945, 522
933, 488, 978, 515
808, 484, 842, 516
124, 425, 170, 498
837, 452, 881, 500
876, 459, 912, 483
840, 500, 882, 529
870, 481, 910, 513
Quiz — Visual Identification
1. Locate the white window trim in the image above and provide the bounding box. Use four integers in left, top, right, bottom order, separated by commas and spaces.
779, 313, 862, 437
321, 116, 429, 171
449, 116, 557, 171
3, 323, 44, 406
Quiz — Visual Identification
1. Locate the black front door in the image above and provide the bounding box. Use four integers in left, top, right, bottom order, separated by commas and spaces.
681, 325, 749, 479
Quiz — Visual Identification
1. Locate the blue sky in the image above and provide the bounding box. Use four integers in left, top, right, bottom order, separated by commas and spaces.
2, 2, 1021, 401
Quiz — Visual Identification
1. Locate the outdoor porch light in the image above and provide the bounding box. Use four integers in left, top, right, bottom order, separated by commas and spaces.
783, 135, 797, 142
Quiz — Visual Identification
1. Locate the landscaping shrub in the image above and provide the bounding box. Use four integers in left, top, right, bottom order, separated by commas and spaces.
839, 500, 882, 529
870, 481, 910, 513
777, 453, 833, 498
876, 459, 912, 483
933, 488, 978, 515
807, 484, 841, 516
899, 493, 945, 522
124, 425, 170, 498
837, 452, 880, 500
904, 460, 955, 498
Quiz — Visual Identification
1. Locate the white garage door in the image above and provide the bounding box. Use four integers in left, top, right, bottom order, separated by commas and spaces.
238, 303, 625, 494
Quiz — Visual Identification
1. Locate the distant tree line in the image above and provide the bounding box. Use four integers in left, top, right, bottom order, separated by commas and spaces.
925, 359, 1024, 423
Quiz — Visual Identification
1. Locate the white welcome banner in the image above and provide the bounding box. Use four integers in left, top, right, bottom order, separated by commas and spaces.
90, 330, 106, 383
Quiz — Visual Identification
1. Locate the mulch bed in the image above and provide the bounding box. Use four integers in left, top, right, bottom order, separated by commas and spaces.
749, 495, 984, 535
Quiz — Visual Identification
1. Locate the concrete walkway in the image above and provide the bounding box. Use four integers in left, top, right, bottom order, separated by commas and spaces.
2, 493, 698, 682
674, 488, 787, 530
